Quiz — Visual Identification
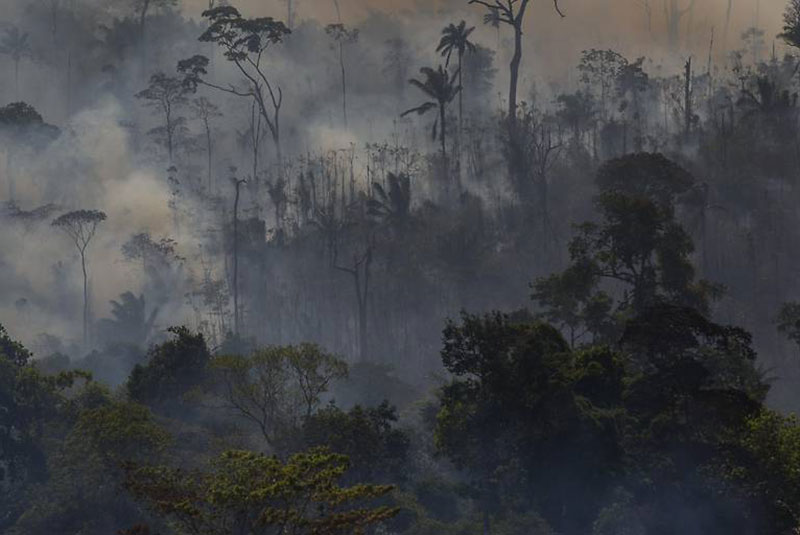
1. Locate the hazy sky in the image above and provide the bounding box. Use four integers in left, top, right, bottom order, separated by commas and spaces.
179, 0, 787, 80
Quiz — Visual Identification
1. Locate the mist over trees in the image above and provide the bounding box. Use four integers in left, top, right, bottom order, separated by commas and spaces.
2, 0, 800, 533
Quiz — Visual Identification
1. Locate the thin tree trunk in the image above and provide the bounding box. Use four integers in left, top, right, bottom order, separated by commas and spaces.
205, 118, 213, 191
339, 41, 348, 128
233, 179, 244, 337
14, 59, 19, 101
81, 249, 89, 347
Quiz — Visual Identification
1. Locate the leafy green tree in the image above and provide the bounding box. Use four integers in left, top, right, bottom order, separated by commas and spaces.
52, 210, 108, 348
127, 327, 211, 411
436, 312, 624, 534
303, 402, 410, 485
11, 396, 169, 535
781, 0, 800, 49
211, 344, 347, 451
125, 448, 399, 535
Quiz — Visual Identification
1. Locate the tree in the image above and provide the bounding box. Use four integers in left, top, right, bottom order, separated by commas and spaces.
125, 448, 399, 535
190, 97, 222, 191
127, 326, 211, 411
232, 176, 247, 337
211, 344, 347, 451
136, 72, 190, 162
303, 402, 410, 485
436, 313, 623, 534
0, 102, 59, 201
781, 0, 800, 50
468, 0, 565, 129
52, 210, 107, 348
96, 292, 159, 349
402, 66, 461, 165
326, 24, 359, 129
0, 27, 32, 100
367, 172, 412, 230
777, 302, 800, 352
179, 6, 291, 169
437, 21, 476, 145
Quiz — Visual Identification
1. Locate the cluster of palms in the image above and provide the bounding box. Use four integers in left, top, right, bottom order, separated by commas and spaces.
402, 21, 476, 168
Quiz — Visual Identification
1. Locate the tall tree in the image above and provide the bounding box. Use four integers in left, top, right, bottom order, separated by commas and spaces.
136, 72, 189, 163
326, 23, 359, 129
780, 0, 800, 50
0, 27, 32, 100
437, 21, 476, 147
179, 6, 291, 169
402, 66, 461, 165
190, 97, 222, 192
469, 0, 565, 128
52, 210, 107, 347
232, 176, 247, 338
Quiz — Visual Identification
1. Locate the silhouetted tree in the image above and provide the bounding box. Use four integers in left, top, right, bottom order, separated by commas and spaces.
402, 66, 461, 165
437, 21, 476, 143
469, 0, 565, 128
190, 97, 222, 191
179, 6, 291, 168
136, 72, 189, 162
0, 27, 32, 100
326, 23, 359, 129
52, 210, 107, 347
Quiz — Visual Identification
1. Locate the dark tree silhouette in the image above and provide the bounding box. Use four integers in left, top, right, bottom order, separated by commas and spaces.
402, 66, 461, 164
190, 97, 222, 191
52, 210, 107, 347
179, 6, 291, 169
437, 21, 476, 145
136, 73, 189, 162
326, 23, 359, 129
0, 27, 32, 100
468, 0, 564, 128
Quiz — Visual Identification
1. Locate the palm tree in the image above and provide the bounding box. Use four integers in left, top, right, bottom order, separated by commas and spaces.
0, 26, 32, 100
437, 21, 476, 142
96, 292, 159, 348
368, 172, 412, 229
402, 66, 461, 164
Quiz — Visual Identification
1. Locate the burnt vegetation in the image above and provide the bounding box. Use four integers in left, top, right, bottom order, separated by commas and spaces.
3, 0, 800, 534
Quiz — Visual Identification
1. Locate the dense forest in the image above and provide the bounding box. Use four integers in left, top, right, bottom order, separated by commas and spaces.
3, 0, 800, 533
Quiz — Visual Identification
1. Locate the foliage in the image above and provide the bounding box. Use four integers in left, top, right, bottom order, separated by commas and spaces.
125, 448, 399, 535
777, 301, 800, 351
303, 402, 410, 484
127, 327, 211, 410
210, 344, 347, 450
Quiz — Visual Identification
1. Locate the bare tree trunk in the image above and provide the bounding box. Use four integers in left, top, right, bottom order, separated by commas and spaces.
81, 249, 89, 347
14, 59, 19, 101
339, 41, 348, 128
233, 178, 245, 337
205, 118, 213, 191
684, 57, 693, 137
